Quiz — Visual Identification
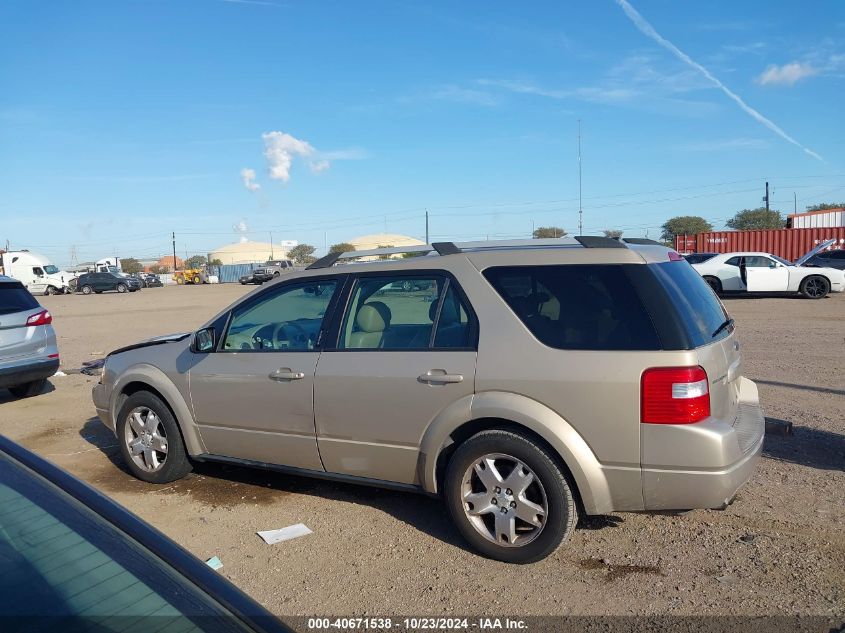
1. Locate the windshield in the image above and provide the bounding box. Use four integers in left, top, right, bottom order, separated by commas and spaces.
42, 265, 59, 274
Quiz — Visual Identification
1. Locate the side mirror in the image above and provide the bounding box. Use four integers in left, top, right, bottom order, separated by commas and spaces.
194, 327, 215, 353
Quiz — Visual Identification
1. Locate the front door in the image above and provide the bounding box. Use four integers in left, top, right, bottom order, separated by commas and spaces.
315, 274, 477, 484
744, 255, 789, 291
189, 279, 340, 469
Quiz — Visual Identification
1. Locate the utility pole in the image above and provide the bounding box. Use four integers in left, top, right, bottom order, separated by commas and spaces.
578, 119, 583, 236
794, 192, 797, 214
764, 181, 770, 212
269, 232, 274, 259
425, 210, 429, 244
172, 231, 177, 273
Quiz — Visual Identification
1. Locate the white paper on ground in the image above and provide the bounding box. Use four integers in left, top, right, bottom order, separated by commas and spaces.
256, 523, 312, 545
53, 371, 67, 377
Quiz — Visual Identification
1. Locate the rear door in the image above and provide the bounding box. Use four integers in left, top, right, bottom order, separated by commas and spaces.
744, 255, 789, 292
314, 272, 477, 484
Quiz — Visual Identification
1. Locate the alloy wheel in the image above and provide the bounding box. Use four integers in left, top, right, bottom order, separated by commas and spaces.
805, 278, 825, 298
123, 406, 169, 472
460, 453, 548, 547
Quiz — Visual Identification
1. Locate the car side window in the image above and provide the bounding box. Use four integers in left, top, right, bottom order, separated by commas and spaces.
338, 275, 473, 350
744, 256, 773, 268
222, 280, 337, 352
725, 256, 741, 267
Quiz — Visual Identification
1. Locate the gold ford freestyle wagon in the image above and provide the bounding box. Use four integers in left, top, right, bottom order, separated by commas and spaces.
93, 237, 764, 563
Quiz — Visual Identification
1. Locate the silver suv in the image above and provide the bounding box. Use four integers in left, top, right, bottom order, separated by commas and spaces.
92, 238, 764, 563
0, 276, 60, 398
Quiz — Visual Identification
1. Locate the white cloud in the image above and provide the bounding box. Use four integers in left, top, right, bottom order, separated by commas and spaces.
309, 160, 330, 173
240, 167, 260, 191
757, 62, 818, 86
614, 0, 823, 162
262, 131, 316, 182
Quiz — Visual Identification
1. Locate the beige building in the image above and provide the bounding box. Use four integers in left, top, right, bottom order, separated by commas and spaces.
345, 233, 425, 260
208, 241, 290, 265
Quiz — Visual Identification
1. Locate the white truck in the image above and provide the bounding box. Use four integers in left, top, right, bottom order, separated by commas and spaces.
95, 257, 122, 274
0, 251, 73, 295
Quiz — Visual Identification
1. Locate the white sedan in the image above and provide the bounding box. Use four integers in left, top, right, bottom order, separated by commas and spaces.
692, 240, 845, 299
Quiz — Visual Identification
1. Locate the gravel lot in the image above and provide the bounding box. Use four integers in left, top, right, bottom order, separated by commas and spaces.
2, 284, 843, 619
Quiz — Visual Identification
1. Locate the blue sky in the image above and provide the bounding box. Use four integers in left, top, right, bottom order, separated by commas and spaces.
1, 0, 843, 265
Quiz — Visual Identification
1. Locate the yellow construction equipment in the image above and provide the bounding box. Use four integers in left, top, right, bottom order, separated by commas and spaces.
172, 268, 208, 285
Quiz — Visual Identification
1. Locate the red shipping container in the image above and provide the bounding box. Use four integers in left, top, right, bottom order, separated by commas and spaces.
694, 227, 845, 262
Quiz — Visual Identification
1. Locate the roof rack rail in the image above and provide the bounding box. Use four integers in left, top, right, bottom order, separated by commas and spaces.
574, 235, 626, 249
305, 235, 632, 270
622, 238, 664, 246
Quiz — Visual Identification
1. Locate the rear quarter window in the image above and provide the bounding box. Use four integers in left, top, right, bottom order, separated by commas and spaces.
0, 283, 39, 315
483, 265, 661, 350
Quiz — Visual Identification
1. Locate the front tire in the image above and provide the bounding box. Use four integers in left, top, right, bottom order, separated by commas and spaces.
800, 275, 829, 299
45, 286, 58, 296
116, 283, 128, 293
8, 379, 47, 398
444, 429, 577, 563
116, 391, 192, 484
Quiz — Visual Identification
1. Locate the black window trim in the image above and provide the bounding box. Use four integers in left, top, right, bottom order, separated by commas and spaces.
214, 274, 347, 354
324, 268, 479, 353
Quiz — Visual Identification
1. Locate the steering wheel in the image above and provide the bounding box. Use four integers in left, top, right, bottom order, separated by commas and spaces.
271, 321, 310, 350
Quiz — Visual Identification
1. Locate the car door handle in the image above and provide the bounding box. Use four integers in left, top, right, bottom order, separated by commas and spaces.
418, 370, 464, 384
269, 368, 305, 381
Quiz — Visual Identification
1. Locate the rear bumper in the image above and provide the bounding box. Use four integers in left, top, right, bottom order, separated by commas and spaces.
0, 358, 60, 388
641, 376, 765, 510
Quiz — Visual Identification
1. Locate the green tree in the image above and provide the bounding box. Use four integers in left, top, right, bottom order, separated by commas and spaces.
185, 254, 207, 269
805, 202, 845, 211
376, 244, 394, 260
532, 226, 566, 239
660, 216, 713, 242
148, 264, 167, 274
288, 243, 317, 265
603, 229, 623, 239
209, 258, 223, 266
726, 207, 785, 230
329, 242, 355, 254
120, 257, 143, 274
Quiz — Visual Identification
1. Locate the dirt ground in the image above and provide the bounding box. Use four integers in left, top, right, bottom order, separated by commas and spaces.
2, 284, 843, 619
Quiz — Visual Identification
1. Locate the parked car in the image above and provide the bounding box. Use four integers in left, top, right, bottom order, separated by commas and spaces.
682, 252, 718, 265
93, 237, 764, 563
0, 275, 59, 398
0, 435, 290, 632
239, 269, 273, 285
691, 240, 845, 299
127, 272, 147, 287
76, 272, 142, 294
800, 247, 845, 270
144, 274, 164, 287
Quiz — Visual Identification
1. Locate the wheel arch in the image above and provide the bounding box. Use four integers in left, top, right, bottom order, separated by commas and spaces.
110, 365, 206, 456
418, 391, 613, 515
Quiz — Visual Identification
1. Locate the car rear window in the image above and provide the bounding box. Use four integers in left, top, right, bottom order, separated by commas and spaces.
0, 282, 39, 315
483, 265, 661, 350
647, 262, 730, 347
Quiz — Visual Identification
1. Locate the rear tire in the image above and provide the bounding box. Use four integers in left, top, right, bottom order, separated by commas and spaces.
444, 429, 578, 564
703, 276, 722, 294
81, 285, 93, 295
800, 275, 829, 299
116, 391, 192, 484
8, 379, 47, 398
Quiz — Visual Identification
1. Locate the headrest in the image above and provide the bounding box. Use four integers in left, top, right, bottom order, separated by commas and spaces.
356, 301, 391, 333
431, 296, 460, 324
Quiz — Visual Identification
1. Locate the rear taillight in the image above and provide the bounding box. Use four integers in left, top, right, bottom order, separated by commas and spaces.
641, 366, 710, 424
26, 310, 52, 326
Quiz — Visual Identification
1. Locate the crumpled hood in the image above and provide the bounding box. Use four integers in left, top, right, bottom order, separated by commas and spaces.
108, 332, 192, 357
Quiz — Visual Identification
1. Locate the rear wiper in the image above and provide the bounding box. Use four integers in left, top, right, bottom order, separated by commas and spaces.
712, 318, 734, 338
